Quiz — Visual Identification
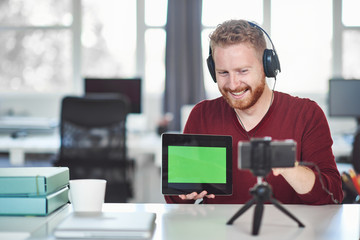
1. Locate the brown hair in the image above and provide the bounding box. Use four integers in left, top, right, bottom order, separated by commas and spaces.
209, 20, 266, 61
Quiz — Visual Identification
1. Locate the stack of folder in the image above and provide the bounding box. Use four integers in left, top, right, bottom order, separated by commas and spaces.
0, 167, 69, 216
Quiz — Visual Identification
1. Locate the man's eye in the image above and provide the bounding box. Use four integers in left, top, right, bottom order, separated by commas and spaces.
218, 71, 228, 75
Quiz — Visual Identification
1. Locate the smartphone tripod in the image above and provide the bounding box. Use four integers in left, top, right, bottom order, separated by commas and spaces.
226, 177, 305, 235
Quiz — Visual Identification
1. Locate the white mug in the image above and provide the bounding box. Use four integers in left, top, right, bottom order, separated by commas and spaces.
69, 179, 107, 213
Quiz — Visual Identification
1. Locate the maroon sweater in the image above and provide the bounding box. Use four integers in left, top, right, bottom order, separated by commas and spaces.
165, 91, 343, 205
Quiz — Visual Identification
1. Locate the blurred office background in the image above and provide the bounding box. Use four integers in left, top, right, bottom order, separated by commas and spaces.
0, 0, 359, 202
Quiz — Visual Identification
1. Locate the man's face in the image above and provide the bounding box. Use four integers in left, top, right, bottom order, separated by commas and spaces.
213, 43, 266, 110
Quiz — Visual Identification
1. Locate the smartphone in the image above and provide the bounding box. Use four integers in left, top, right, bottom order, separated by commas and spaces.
238, 138, 296, 170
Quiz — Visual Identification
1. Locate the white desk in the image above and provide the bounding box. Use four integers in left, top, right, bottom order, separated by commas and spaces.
0, 131, 162, 167
1, 203, 359, 240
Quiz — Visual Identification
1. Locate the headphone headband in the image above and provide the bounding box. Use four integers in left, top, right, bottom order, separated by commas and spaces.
247, 22, 278, 56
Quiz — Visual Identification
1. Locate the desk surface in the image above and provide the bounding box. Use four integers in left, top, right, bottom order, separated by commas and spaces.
1, 203, 359, 240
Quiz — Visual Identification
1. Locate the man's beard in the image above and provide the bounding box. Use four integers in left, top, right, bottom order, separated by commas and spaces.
219, 80, 265, 110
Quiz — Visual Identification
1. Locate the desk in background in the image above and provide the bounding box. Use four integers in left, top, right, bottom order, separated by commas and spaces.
0, 203, 359, 240
0, 131, 161, 166
0, 131, 353, 168
0, 132, 162, 203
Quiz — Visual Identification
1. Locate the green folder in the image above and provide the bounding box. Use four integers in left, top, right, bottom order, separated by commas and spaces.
0, 167, 69, 196
0, 186, 69, 216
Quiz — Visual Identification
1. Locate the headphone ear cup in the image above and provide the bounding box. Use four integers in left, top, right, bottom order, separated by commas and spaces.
263, 49, 280, 78
207, 54, 217, 83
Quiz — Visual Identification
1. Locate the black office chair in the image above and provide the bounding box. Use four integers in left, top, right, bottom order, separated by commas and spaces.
54, 95, 134, 203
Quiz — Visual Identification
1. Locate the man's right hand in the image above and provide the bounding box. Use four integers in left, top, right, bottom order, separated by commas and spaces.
179, 190, 215, 200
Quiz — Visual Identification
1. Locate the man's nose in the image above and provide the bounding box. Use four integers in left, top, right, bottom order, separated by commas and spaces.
228, 73, 242, 90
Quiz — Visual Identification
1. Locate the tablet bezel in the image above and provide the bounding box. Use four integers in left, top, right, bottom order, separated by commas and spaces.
162, 133, 232, 195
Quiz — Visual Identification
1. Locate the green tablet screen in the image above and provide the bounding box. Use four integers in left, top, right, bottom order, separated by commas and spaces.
168, 146, 227, 183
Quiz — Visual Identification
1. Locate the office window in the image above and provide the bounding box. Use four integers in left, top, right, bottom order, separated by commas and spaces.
145, 0, 167, 26
202, 0, 263, 27
82, 0, 137, 78
144, 0, 167, 94
341, 0, 360, 79
145, 29, 166, 94
201, 0, 263, 97
342, 0, 360, 26
1, 0, 356, 110
343, 31, 360, 78
0, 0, 73, 93
0, 0, 71, 26
82, 0, 167, 95
271, 0, 332, 94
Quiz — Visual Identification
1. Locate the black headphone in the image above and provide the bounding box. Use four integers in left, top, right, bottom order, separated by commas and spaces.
206, 21, 281, 83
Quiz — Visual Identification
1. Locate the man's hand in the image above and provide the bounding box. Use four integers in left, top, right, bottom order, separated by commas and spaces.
179, 191, 215, 201
272, 164, 316, 194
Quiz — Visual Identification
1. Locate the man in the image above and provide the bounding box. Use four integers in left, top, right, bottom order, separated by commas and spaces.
165, 19, 343, 204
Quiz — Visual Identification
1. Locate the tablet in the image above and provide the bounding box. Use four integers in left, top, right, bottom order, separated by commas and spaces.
162, 133, 232, 195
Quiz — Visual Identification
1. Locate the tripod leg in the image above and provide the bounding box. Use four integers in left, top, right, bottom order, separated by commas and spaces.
226, 198, 256, 225
270, 198, 305, 228
252, 201, 264, 235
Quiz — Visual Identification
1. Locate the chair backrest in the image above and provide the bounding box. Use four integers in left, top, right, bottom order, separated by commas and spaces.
59, 95, 130, 162
55, 95, 133, 202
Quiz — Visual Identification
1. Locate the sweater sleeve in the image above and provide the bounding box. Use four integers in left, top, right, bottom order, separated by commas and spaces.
296, 102, 343, 204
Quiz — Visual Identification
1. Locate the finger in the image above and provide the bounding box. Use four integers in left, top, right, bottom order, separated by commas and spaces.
272, 168, 280, 176
179, 192, 198, 200
197, 191, 208, 199
206, 194, 215, 199
273, 168, 288, 176
187, 192, 198, 199
179, 194, 186, 200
